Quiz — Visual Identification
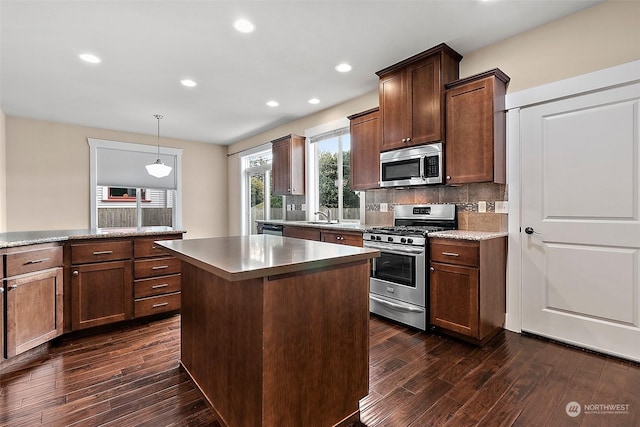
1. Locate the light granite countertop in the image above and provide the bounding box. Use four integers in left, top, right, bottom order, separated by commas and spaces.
428, 230, 508, 241
257, 220, 507, 240
0, 226, 185, 249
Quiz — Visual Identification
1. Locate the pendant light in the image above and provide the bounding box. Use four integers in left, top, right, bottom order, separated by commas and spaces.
146, 114, 172, 178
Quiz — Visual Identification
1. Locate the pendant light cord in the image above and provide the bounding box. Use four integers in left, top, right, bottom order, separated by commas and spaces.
154, 114, 163, 158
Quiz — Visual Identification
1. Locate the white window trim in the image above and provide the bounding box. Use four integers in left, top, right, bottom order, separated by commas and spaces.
304, 117, 354, 221
88, 138, 183, 229
240, 144, 285, 235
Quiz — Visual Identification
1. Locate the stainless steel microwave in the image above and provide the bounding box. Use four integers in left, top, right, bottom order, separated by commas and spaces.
379, 143, 443, 187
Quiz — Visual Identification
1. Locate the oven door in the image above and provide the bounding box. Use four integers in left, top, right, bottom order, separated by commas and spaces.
366, 242, 425, 307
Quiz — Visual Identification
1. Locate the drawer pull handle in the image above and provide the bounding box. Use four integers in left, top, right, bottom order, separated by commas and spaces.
442, 252, 459, 257
25, 257, 50, 265
151, 265, 169, 270
93, 250, 113, 256
152, 302, 169, 308
152, 284, 169, 289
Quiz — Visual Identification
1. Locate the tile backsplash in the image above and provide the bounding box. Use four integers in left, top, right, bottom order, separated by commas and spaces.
284, 182, 508, 232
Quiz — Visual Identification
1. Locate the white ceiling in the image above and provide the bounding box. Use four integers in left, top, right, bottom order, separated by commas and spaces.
1, 0, 601, 145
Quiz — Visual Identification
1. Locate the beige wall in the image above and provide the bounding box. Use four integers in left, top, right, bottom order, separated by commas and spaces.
0, 109, 6, 232
460, 0, 640, 92
227, 0, 640, 235
227, 91, 378, 235
6, 117, 227, 238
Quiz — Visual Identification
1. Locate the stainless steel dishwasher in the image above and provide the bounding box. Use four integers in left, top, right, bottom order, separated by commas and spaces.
261, 223, 283, 236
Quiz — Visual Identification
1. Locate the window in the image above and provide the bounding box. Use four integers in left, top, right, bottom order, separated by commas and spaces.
103, 187, 148, 201
309, 125, 360, 222
88, 138, 182, 229
242, 149, 285, 234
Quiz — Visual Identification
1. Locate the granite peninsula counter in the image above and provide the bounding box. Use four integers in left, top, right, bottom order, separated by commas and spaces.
157, 235, 379, 427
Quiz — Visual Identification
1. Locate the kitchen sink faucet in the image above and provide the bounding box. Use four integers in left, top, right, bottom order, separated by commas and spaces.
314, 209, 332, 223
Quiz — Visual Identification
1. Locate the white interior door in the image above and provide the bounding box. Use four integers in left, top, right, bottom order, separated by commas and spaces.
520, 81, 640, 362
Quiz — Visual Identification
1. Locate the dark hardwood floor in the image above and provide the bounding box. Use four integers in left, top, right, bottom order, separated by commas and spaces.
1, 314, 639, 426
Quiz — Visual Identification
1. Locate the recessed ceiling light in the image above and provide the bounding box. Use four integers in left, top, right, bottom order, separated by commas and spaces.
335, 63, 352, 73
79, 53, 101, 64
308, 98, 320, 104
180, 79, 197, 87
266, 100, 279, 107
234, 19, 255, 33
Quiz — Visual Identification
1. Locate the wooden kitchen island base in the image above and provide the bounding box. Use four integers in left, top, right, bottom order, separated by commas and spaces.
158, 236, 377, 427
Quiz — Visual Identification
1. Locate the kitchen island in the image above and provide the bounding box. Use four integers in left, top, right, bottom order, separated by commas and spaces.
157, 235, 379, 427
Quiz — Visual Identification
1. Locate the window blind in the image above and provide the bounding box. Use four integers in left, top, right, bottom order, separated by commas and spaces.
90, 139, 181, 190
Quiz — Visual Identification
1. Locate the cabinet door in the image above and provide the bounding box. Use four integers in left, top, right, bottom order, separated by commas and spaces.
379, 70, 408, 151
445, 77, 495, 184
5, 267, 63, 358
349, 108, 380, 190
71, 260, 132, 330
271, 139, 291, 195
408, 55, 442, 145
430, 262, 479, 338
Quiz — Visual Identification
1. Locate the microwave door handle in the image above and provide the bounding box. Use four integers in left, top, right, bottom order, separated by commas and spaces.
420, 157, 427, 181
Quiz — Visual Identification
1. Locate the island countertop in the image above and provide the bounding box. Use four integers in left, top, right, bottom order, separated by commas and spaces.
156, 234, 379, 282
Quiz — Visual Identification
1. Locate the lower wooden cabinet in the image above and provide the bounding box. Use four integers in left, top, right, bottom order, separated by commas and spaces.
133, 236, 182, 318
71, 260, 132, 330
5, 267, 63, 358
0, 256, 4, 360
429, 237, 506, 345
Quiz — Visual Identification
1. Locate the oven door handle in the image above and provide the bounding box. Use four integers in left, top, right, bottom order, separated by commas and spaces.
363, 242, 424, 255
370, 295, 424, 313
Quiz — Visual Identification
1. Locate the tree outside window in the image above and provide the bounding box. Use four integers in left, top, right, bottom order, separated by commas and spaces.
315, 133, 359, 221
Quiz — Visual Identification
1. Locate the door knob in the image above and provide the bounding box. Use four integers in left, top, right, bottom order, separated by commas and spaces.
524, 227, 536, 235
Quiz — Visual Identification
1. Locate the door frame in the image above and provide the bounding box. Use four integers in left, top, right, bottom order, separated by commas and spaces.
504, 59, 640, 333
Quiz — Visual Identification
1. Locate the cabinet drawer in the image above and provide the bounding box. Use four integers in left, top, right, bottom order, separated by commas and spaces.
283, 226, 321, 241
321, 231, 363, 247
71, 240, 132, 264
5, 246, 63, 277
134, 274, 181, 299
134, 257, 181, 279
134, 292, 181, 317
430, 240, 479, 267
134, 236, 181, 258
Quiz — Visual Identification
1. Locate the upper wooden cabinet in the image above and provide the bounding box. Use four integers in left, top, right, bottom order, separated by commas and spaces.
376, 43, 462, 151
445, 68, 510, 184
272, 134, 305, 195
348, 108, 380, 190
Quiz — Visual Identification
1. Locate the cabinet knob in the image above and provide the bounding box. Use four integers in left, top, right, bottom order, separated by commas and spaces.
73, 270, 79, 276
10, 284, 18, 289
0, 287, 4, 293
406, 137, 411, 142
430, 267, 435, 271
446, 176, 451, 180
401, 138, 406, 143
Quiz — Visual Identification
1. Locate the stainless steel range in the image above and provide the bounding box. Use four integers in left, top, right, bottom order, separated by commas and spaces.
364, 204, 456, 330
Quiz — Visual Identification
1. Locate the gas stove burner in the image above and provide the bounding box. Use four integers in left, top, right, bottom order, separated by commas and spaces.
364, 225, 447, 237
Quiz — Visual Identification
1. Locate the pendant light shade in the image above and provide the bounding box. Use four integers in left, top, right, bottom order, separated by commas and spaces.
146, 114, 173, 178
